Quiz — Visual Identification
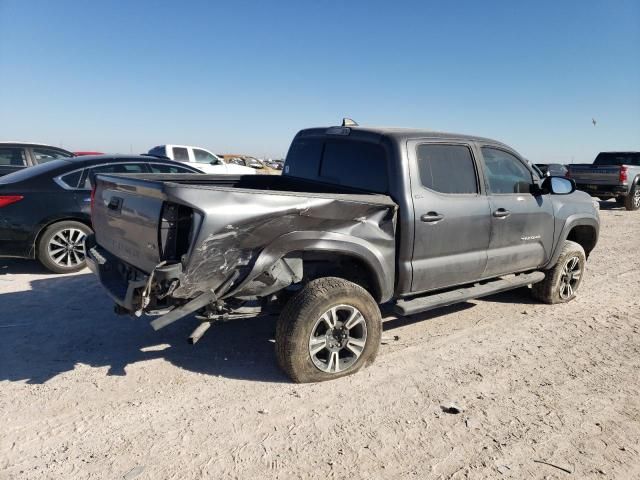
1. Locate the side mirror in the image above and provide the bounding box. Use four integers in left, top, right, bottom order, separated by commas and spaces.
541, 176, 576, 195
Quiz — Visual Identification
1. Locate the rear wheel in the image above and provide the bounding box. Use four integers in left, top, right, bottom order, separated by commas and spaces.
532, 240, 586, 304
624, 184, 640, 211
37, 220, 92, 273
276, 277, 381, 383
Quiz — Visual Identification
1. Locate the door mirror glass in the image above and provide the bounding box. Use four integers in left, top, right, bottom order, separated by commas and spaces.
543, 176, 575, 195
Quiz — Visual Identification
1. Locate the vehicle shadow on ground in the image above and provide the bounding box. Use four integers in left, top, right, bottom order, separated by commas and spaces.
0, 272, 288, 385
0, 268, 540, 385
598, 200, 625, 211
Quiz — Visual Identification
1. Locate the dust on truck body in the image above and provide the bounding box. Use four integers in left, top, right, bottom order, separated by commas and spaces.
87, 122, 599, 383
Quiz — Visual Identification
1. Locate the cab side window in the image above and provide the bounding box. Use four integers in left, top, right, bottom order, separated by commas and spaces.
417, 144, 478, 194
193, 148, 220, 165
172, 147, 190, 162
481, 147, 532, 194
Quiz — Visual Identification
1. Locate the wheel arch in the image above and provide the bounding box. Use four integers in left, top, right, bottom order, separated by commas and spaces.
31, 216, 93, 258
545, 215, 598, 268
227, 231, 394, 303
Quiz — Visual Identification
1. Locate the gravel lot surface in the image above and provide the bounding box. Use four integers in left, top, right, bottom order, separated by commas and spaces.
1, 202, 639, 479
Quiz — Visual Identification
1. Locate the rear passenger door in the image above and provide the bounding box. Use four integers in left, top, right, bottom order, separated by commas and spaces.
408, 141, 492, 293
479, 146, 555, 277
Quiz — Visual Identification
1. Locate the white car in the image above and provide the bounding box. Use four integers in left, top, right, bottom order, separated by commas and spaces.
147, 145, 255, 175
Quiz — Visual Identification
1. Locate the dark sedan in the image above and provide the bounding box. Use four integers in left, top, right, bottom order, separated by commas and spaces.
0, 155, 200, 273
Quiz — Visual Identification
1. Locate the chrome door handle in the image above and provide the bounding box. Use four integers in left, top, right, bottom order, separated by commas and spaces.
493, 208, 510, 218
421, 212, 444, 222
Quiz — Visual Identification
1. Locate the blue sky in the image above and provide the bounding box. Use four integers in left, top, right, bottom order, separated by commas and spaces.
0, 0, 638, 162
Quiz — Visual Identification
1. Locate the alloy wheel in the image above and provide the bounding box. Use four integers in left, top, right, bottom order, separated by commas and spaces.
559, 256, 582, 300
308, 304, 368, 373
47, 228, 87, 268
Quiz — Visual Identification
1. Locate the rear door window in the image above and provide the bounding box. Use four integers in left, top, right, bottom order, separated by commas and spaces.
172, 147, 190, 162
417, 144, 478, 194
83, 163, 147, 189
59, 169, 84, 188
149, 163, 196, 173
0, 147, 27, 166
32, 147, 73, 164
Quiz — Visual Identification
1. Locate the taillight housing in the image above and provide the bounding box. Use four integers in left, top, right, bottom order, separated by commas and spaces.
620, 166, 628, 184
0, 195, 24, 208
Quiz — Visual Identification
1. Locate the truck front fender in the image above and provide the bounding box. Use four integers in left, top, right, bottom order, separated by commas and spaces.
227, 230, 395, 303
544, 214, 599, 269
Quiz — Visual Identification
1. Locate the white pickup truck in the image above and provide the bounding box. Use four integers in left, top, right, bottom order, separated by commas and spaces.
148, 144, 255, 175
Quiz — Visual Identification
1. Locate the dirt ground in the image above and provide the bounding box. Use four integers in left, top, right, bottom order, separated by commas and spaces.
1, 202, 639, 479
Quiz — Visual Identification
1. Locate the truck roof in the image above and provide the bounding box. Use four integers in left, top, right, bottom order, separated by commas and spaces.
297, 125, 511, 149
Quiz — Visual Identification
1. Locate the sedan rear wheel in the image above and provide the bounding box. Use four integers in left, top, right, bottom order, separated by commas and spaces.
37, 221, 93, 273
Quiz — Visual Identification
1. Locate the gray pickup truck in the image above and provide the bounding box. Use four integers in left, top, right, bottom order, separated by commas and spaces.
86, 123, 600, 382
568, 152, 640, 210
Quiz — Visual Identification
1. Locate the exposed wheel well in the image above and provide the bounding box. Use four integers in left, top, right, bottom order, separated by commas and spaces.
566, 225, 597, 258
296, 251, 382, 302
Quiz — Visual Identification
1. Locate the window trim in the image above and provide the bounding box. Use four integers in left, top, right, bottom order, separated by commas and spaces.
479, 145, 534, 196
147, 162, 199, 174
414, 141, 482, 197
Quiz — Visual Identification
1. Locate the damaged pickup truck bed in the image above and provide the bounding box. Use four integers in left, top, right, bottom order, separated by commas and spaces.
87, 123, 600, 382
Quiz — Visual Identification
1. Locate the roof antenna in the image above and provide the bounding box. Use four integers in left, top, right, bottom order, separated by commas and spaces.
342, 117, 358, 127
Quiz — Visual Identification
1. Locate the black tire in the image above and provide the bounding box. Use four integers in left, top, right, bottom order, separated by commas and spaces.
532, 240, 586, 304
623, 184, 640, 211
276, 277, 382, 383
37, 220, 93, 273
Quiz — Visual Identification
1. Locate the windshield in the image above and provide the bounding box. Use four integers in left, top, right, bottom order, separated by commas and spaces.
594, 153, 640, 166
0, 159, 73, 184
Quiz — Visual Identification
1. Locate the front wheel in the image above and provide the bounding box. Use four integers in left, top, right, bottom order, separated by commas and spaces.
275, 277, 382, 383
532, 240, 586, 304
37, 220, 92, 273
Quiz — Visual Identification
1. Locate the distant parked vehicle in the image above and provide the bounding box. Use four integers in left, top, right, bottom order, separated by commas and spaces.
74, 151, 104, 156
0, 155, 201, 273
568, 152, 640, 210
228, 156, 265, 169
0, 142, 74, 177
265, 159, 284, 170
536, 163, 568, 177
148, 145, 255, 175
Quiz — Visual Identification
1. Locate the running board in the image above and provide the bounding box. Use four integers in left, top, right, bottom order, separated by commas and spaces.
392, 272, 545, 317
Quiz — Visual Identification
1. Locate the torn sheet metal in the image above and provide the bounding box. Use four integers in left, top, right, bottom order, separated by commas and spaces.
162, 185, 398, 300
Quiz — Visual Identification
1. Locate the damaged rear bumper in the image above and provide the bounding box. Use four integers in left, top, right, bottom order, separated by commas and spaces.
85, 235, 148, 311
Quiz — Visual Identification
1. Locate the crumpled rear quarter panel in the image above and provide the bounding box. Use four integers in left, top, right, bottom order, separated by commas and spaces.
164, 185, 397, 300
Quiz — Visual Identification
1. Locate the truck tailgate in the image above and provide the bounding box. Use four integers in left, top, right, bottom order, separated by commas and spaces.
92, 174, 170, 273
569, 164, 621, 185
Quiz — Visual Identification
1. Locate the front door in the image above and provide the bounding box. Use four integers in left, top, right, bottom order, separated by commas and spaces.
479, 146, 555, 278
409, 141, 492, 293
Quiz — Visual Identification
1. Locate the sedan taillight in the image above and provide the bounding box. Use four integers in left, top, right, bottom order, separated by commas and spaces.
0, 195, 24, 208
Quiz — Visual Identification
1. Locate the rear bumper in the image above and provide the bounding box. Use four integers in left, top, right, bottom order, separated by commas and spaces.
85, 235, 148, 311
575, 183, 628, 197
